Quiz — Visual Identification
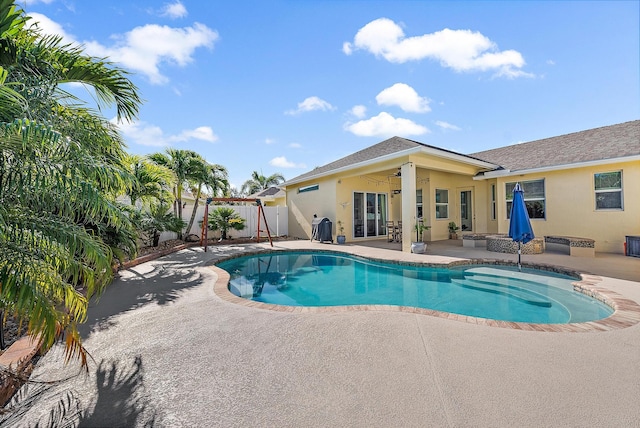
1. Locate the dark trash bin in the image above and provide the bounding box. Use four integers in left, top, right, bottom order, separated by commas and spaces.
311, 217, 333, 243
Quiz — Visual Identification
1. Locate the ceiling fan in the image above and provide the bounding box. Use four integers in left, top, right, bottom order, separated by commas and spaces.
388, 168, 401, 177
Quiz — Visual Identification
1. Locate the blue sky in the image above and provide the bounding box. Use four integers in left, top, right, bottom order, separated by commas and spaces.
23, 0, 640, 190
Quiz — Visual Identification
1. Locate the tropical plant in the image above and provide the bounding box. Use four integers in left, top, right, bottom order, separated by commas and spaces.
184, 162, 229, 240
148, 149, 204, 221
134, 203, 186, 247
240, 171, 285, 196
0, 0, 142, 367
124, 154, 174, 207
414, 221, 430, 242
207, 207, 246, 240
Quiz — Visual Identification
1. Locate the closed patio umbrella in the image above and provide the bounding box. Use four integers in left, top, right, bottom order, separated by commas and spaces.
508, 183, 535, 271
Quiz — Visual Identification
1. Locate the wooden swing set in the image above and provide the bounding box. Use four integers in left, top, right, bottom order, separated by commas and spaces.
199, 198, 273, 252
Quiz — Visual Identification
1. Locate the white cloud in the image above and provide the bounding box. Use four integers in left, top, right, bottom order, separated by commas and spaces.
27, 13, 218, 85
116, 120, 218, 146
169, 126, 218, 143
265, 138, 275, 144
344, 18, 531, 78
349, 105, 367, 119
116, 120, 167, 147
85, 23, 217, 85
269, 156, 307, 169
161, 1, 188, 19
344, 112, 429, 138
435, 120, 461, 131
376, 83, 431, 113
289, 143, 302, 148
286, 96, 335, 115
27, 13, 75, 42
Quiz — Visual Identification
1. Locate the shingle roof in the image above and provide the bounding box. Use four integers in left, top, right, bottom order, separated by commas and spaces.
286, 121, 640, 185
249, 186, 285, 198
287, 136, 492, 184
470, 120, 640, 171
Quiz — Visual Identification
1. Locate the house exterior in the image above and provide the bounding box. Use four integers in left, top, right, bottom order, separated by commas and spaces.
247, 186, 287, 207
284, 120, 640, 254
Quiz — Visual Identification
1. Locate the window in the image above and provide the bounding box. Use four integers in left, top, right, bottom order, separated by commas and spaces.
298, 184, 319, 193
595, 171, 623, 210
435, 189, 449, 219
416, 189, 423, 220
490, 184, 496, 221
506, 180, 545, 219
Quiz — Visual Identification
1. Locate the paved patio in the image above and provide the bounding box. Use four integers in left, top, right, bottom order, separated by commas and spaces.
4, 240, 640, 427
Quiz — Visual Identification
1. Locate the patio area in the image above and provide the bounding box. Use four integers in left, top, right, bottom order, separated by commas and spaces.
4, 240, 640, 427
359, 238, 640, 282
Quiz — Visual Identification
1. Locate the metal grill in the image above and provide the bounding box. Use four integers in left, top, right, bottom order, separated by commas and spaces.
311, 217, 333, 243
626, 236, 640, 257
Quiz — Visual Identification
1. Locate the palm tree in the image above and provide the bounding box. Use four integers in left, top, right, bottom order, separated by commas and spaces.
184, 162, 229, 240
0, 0, 142, 366
135, 202, 186, 247
148, 149, 203, 221
124, 154, 174, 207
207, 207, 246, 240
241, 171, 285, 195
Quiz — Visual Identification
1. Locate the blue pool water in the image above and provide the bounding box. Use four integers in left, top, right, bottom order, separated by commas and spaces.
217, 251, 613, 324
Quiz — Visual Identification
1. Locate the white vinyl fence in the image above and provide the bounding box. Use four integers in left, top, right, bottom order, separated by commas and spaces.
160, 204, 288, 244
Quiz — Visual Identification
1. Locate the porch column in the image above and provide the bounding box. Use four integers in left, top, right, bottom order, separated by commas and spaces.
400, 162, 416, 253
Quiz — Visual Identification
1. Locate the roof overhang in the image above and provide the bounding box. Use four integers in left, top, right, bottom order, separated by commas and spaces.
473, 154, 640, 180
285, 146, 500, 186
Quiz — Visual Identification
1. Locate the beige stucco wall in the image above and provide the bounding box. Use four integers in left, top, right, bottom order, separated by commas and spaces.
287, 179, 337, 239
262, 196, 286, 207
493, 160, 640, 253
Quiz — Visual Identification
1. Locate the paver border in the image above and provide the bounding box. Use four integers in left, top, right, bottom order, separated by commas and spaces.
209, 248, 640, 333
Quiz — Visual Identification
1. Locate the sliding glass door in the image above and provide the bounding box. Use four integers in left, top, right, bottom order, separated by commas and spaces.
353, 192, 387, 238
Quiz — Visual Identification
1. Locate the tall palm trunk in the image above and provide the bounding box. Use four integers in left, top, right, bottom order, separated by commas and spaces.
172, 185, 178, 217
184, 185, 202, 239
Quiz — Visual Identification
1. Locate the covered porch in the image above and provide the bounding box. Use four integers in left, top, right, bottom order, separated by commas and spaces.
335, 152, 497, 253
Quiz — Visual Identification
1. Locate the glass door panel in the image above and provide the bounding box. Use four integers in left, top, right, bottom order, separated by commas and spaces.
377, 194, 387, 236
366, 193, 376, 237
353, 192, 364, 238
460, 190, 472, 232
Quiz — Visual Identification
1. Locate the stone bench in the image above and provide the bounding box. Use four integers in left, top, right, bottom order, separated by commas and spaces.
544, 236, 595, 257
462, 233, 493, 248
486, 234, 545, 254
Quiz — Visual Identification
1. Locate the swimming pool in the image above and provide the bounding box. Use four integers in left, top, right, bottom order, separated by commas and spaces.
216, 251, 613, 324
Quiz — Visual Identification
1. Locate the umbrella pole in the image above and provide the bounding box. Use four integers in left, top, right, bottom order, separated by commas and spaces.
518, 242, 522, 271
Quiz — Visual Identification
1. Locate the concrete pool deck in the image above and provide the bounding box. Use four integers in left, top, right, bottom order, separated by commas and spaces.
4, 240, 640, 427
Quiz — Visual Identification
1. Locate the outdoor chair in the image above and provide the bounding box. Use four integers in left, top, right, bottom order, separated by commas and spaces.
386, 220, 396, 242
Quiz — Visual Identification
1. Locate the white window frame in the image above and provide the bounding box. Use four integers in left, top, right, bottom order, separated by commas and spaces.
594, 171, 623, 210
298, 184, 319, 193
435, 188, 449, 219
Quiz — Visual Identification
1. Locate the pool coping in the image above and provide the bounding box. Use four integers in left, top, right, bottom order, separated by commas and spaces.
209, 247, 640, 333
